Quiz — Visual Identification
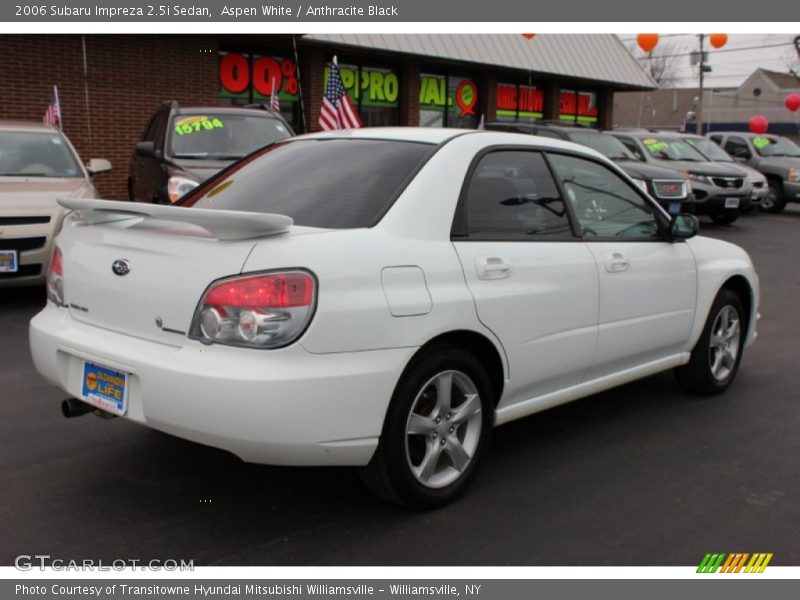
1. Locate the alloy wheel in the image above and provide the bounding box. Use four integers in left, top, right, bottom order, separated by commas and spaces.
708, 305, 741, 381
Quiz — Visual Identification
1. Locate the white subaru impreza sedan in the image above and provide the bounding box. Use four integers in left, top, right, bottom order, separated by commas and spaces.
30, 128, 759, 507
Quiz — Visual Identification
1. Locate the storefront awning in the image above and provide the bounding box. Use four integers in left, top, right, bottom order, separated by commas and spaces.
303, 34, 657, 90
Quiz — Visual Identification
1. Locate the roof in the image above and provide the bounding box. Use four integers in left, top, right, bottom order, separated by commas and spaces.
755, 69, 800, 90
303, 34, 657, 90
0, 120, 59, 132
296, 126, 470, 145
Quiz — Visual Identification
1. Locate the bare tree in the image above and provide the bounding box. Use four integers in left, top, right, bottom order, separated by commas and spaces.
627, 42, 682, 88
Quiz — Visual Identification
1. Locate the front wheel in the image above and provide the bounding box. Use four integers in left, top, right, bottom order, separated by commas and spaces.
675, 289, 745, 395
761, 180, 786, 213
360, 346, 494, 508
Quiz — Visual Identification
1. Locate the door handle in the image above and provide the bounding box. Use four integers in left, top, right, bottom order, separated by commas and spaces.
606, 252, 630, 273
477, 257, 511, 280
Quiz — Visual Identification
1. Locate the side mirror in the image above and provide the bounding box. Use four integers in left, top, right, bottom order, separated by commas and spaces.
670, 214, 699, 240
135, 141, 162, 161
86, 158, 112, 175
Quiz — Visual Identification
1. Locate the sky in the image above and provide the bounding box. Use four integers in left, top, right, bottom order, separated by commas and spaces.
617, 33, 799, 89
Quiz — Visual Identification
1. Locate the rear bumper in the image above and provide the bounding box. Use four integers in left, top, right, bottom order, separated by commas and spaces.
30, 304, 415, 466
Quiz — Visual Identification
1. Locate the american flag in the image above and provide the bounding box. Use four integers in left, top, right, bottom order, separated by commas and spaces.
43, 85, 61, 128
270, 77, 280, 114
318, 56, 361, 131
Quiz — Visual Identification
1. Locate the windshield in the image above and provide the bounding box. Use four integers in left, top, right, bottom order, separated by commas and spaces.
568, 132, 639, 161
182, 139, 436, 228
169, 113, 292, 159
0, 131, 83, 177
640, 137, 708, 162
686, 137, 733, 162
752, 135, 800, 158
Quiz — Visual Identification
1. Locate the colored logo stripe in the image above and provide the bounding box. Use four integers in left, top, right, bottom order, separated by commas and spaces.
697, 553, 773, 573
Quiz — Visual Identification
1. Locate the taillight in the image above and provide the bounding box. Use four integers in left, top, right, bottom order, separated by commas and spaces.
46, 246, 65, 306
189, 271, 316, 349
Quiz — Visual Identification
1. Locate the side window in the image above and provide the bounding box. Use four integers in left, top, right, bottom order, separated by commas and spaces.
615, 135, 645, 161
725, 136, 751, 159
464, 151, 573, 239
150, 111, 169, 150
547, 153, 661, 239
141, 114, 159, 143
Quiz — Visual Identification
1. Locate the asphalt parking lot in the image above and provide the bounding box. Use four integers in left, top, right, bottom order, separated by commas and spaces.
2, 208, 799, 567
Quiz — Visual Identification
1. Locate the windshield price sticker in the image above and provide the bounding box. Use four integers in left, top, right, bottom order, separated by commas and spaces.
174, 116, 224, 136
753, 136, 771, 149
646, 140, 670, 153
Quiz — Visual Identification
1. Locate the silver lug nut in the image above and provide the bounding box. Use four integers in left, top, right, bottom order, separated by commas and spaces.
440, 438, 446, 446
449, 426, 454, 434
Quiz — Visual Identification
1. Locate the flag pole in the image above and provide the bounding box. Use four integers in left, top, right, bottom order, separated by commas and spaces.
53, 85, 62, 129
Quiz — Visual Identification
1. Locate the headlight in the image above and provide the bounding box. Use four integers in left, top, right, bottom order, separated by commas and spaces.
747, 175, 766, 185
787, 168, 800, 183
630, 178, 649, 194
189, 271, 317, 349
167, 176, 199, 203
685, 172, 711, 185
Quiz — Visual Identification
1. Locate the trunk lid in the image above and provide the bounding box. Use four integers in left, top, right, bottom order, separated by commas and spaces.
56, 201, 292, 346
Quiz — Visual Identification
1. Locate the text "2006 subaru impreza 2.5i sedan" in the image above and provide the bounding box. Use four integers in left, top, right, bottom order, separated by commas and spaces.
30, 128, 759, 508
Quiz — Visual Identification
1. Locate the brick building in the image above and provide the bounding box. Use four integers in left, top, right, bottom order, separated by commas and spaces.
0, 34, 654, 199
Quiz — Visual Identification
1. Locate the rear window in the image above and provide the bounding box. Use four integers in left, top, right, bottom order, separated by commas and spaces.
182, 139, 435, 228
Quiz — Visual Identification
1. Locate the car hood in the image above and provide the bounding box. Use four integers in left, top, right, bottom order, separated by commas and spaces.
614, 160, 686, 180
169, 157, 237, 183
0, 177, 94, 209
753, 156, 800, 170
650, 159, 748, 177
720, 161, 764, 179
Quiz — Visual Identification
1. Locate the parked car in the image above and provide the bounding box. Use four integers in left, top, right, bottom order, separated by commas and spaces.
707, 132, 800, 213
611, 130, 752, 225
31, 128, 759, 508
678, 133, 768, 212
0, 120, 110, 287
484, 122, 690, 214
128, 102, 294, 204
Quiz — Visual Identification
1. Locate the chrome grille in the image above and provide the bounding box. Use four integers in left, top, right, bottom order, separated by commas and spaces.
712, 177, 744, 189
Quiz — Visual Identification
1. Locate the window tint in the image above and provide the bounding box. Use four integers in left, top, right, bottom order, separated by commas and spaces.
724, 136, 751, 159
464, 151, 572, 238
548, 153, 661, 239
183, 139, 434, 229
615, 135, 645, 161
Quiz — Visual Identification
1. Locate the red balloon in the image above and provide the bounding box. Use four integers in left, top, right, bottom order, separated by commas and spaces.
749, 115, 768, 134
521, 33, 536, 40
786, 93, 800, 112
637, 34, 659, 53
709, 34, 728, 49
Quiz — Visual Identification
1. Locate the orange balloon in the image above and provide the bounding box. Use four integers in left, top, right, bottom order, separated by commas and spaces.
521, 33, 536, 40
709, 34, 728, 49
637, 34, 659, 53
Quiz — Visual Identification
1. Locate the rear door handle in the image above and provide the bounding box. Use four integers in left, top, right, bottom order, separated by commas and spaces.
476, 257, 511, 280
606, 252, 630, 273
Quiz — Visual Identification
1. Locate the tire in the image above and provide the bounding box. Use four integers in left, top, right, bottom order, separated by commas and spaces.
761, 180, 786, 213
710, 212, 738, 226
675, 289, 746, 395
360, 345, 494, 508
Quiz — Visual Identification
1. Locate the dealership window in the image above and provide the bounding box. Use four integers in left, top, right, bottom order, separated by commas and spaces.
419, 72, 479, 129
219, 51, 302, 132
323, 61, 400, 127
559, 89, 598, 124
495, 83, 543, 122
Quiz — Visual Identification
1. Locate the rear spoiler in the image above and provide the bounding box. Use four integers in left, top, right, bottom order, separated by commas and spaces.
58, 198, 293, 241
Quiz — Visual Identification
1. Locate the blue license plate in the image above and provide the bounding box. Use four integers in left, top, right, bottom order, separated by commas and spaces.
81, 362, 128, 416
0, 250, 17, 272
